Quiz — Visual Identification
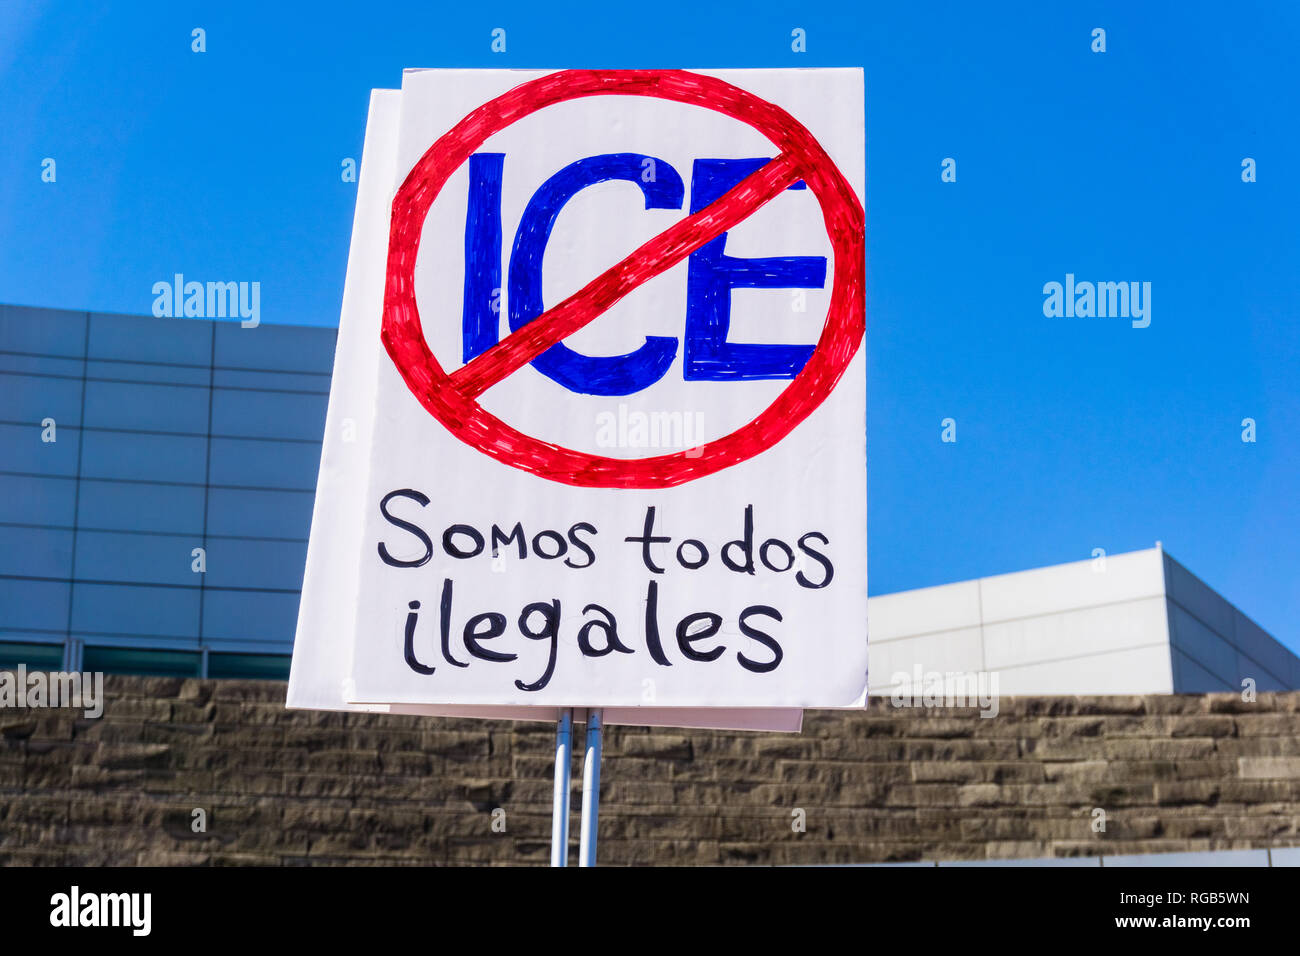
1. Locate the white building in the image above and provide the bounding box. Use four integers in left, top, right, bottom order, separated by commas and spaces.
867, 545, 1299, 696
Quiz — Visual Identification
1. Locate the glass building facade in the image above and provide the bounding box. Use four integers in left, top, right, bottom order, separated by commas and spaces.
0, 304, 336, 678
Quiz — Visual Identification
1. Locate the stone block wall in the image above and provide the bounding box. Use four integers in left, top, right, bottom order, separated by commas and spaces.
1, 677, 1298, 865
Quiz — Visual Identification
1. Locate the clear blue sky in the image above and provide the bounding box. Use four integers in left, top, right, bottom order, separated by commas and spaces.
2, 1, 1297, 651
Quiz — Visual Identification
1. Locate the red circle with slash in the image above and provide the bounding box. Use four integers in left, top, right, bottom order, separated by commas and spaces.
382, 69, 864, 488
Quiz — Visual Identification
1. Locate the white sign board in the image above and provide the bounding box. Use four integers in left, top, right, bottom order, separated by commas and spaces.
289, 69, 866, 728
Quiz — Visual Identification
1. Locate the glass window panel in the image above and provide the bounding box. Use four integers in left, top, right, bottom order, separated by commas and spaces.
206, 487, 313, 539
0, 577, 71, 631
86, 360, 209, 387
208, 437, 319, 489
0, 306, 86, 358
201, 588, 299, 646
0, 421, 80, 476
0, 640, 65, 670
210, 388, 328, 441
79, 430, 206, 483
212, 368, 329, 392
0, 475, 75, 526
82, 645, 201, 677
0, 372, 83, 428
88, 312, 211, 366
207, 652, 290, 680
0, 527, 72, 578
74, 530, 197, 587
71, 582, 200, 639
82, 379, 209, 433
77, 480, 204, 535
202, 538, 308, 590
0, 353, 83, 377
214, 322, 335, 373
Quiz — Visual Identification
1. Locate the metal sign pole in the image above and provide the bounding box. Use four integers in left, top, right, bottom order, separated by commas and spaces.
550, 708, 573, 867
578, 708, 604, 867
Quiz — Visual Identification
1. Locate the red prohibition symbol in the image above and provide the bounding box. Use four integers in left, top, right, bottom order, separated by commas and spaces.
382, 69, 865, 489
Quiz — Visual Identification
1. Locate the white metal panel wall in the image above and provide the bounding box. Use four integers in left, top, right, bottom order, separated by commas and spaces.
868, 548, 1174, 695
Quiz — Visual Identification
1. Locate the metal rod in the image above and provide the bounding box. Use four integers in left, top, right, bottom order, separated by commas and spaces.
550, 708, 573, 867
578, 708, 604, 867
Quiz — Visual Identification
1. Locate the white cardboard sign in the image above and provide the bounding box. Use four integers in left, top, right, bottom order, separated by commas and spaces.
289, 69, 866, 726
